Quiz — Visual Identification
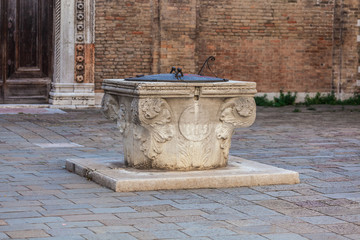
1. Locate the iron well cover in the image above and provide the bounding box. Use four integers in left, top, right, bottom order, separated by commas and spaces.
125, 73, 228, 83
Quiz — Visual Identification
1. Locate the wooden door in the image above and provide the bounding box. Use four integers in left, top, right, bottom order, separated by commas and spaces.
0, 0, 53, 104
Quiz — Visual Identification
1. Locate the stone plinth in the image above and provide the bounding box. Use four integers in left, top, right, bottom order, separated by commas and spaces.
102, 79, 257, 170
66, 156, 300, 192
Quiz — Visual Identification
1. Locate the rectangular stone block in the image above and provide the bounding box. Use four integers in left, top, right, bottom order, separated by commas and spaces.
66, 156, 299, 192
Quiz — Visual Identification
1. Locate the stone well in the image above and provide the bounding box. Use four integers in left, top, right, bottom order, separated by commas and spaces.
101, 78, 257, 171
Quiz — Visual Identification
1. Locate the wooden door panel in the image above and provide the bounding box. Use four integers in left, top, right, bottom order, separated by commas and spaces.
2, 0, 53, 104
18, 0, 40, 71
8, 0, 43, 78
6, 78, 50, 103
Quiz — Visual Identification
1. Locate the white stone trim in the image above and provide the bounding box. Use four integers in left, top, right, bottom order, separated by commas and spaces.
95, 92, 104, 106
85, 0, 95, 44
60, 0, 75, 83
49, 83, 95, 108
357, 19, 360, 27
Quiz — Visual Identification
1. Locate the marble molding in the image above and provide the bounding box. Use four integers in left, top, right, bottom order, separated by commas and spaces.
102, 79, 257, 171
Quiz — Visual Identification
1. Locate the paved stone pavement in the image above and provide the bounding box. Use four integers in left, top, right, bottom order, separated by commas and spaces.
1, 105, 360, 240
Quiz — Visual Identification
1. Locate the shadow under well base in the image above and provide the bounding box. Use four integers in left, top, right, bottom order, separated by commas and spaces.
65, 156, 300, 192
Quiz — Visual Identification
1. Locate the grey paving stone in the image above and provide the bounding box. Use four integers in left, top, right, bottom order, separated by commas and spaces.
31, 236, 85, 240
45, 227, 94, 236
201, 213, 249, 221
232, 205, 282, 216
0, 211, 42, 219
39, 209, 92, 217
115, 211, 162, 219
83, 233, 137, 240
100, 218, 160, 227
5, 217, 65, 225
303, 232, 351, 240
5, 229, 50, 238
42, 203, 93, 211
319, 223, 360, 235
337, 214, 360, 223
265, 190, 301, 197
87, 225, 138, 234
62, 214, 120, 222
0, 206, 44, 213
181, 227, 237, 237
1, 107, 360, 239
239, 194, 276, 201
159, 209, 207, 217
211, 235, 268, 240
279, 222, 329, 234
263, 233, 309, 240
299, 216, 346, 225
136, 223, 182, 231
88, 207, 136, 214
46, 221, 103, 229
226, 218, 271, 227
231, 224, 289, 235
150, 230, 188, 239
345, 234, 360, 240
0, 232, 9, 239
156, 215, 206, 223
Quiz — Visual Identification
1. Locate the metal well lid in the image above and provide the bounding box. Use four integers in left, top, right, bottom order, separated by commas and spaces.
125, 57, 228, 83
125, 73, 228, 83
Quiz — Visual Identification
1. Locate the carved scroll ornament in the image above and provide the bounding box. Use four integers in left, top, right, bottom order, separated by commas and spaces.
216, 97, 256, 162
133, 98, 175, 161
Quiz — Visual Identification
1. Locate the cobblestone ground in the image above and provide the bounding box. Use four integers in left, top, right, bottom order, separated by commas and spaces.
1, 105, 360, 240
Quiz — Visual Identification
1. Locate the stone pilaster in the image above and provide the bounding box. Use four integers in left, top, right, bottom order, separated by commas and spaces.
50, 0, 96, 108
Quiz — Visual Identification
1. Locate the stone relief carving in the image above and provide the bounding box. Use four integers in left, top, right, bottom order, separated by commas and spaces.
178, 136, 212, 170
75, 0, 85, 83
216, 97, 256, 163
117, 104, 127, 134
101, 94, 119, 121
179, 103, 211, 142
132, 98, 175, 164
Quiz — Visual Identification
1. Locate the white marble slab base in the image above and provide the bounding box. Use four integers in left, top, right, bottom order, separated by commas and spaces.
65, 156, 300, 192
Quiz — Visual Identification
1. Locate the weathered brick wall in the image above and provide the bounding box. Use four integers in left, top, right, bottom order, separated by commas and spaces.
155, 0, 198, 74
95, 0, 359, 94
95, 0, 153, 91
196, 0, 334, 93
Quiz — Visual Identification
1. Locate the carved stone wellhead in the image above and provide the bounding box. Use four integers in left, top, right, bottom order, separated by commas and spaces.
102, 78, 257, 171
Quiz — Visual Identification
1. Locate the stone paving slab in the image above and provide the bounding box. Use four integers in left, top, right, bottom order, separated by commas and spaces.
0, 105, 360, 239
65, 156, 299, 192
0, 107, 66, 115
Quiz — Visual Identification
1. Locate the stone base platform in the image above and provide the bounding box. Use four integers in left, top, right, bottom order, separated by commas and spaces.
65, 156, 300, 192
